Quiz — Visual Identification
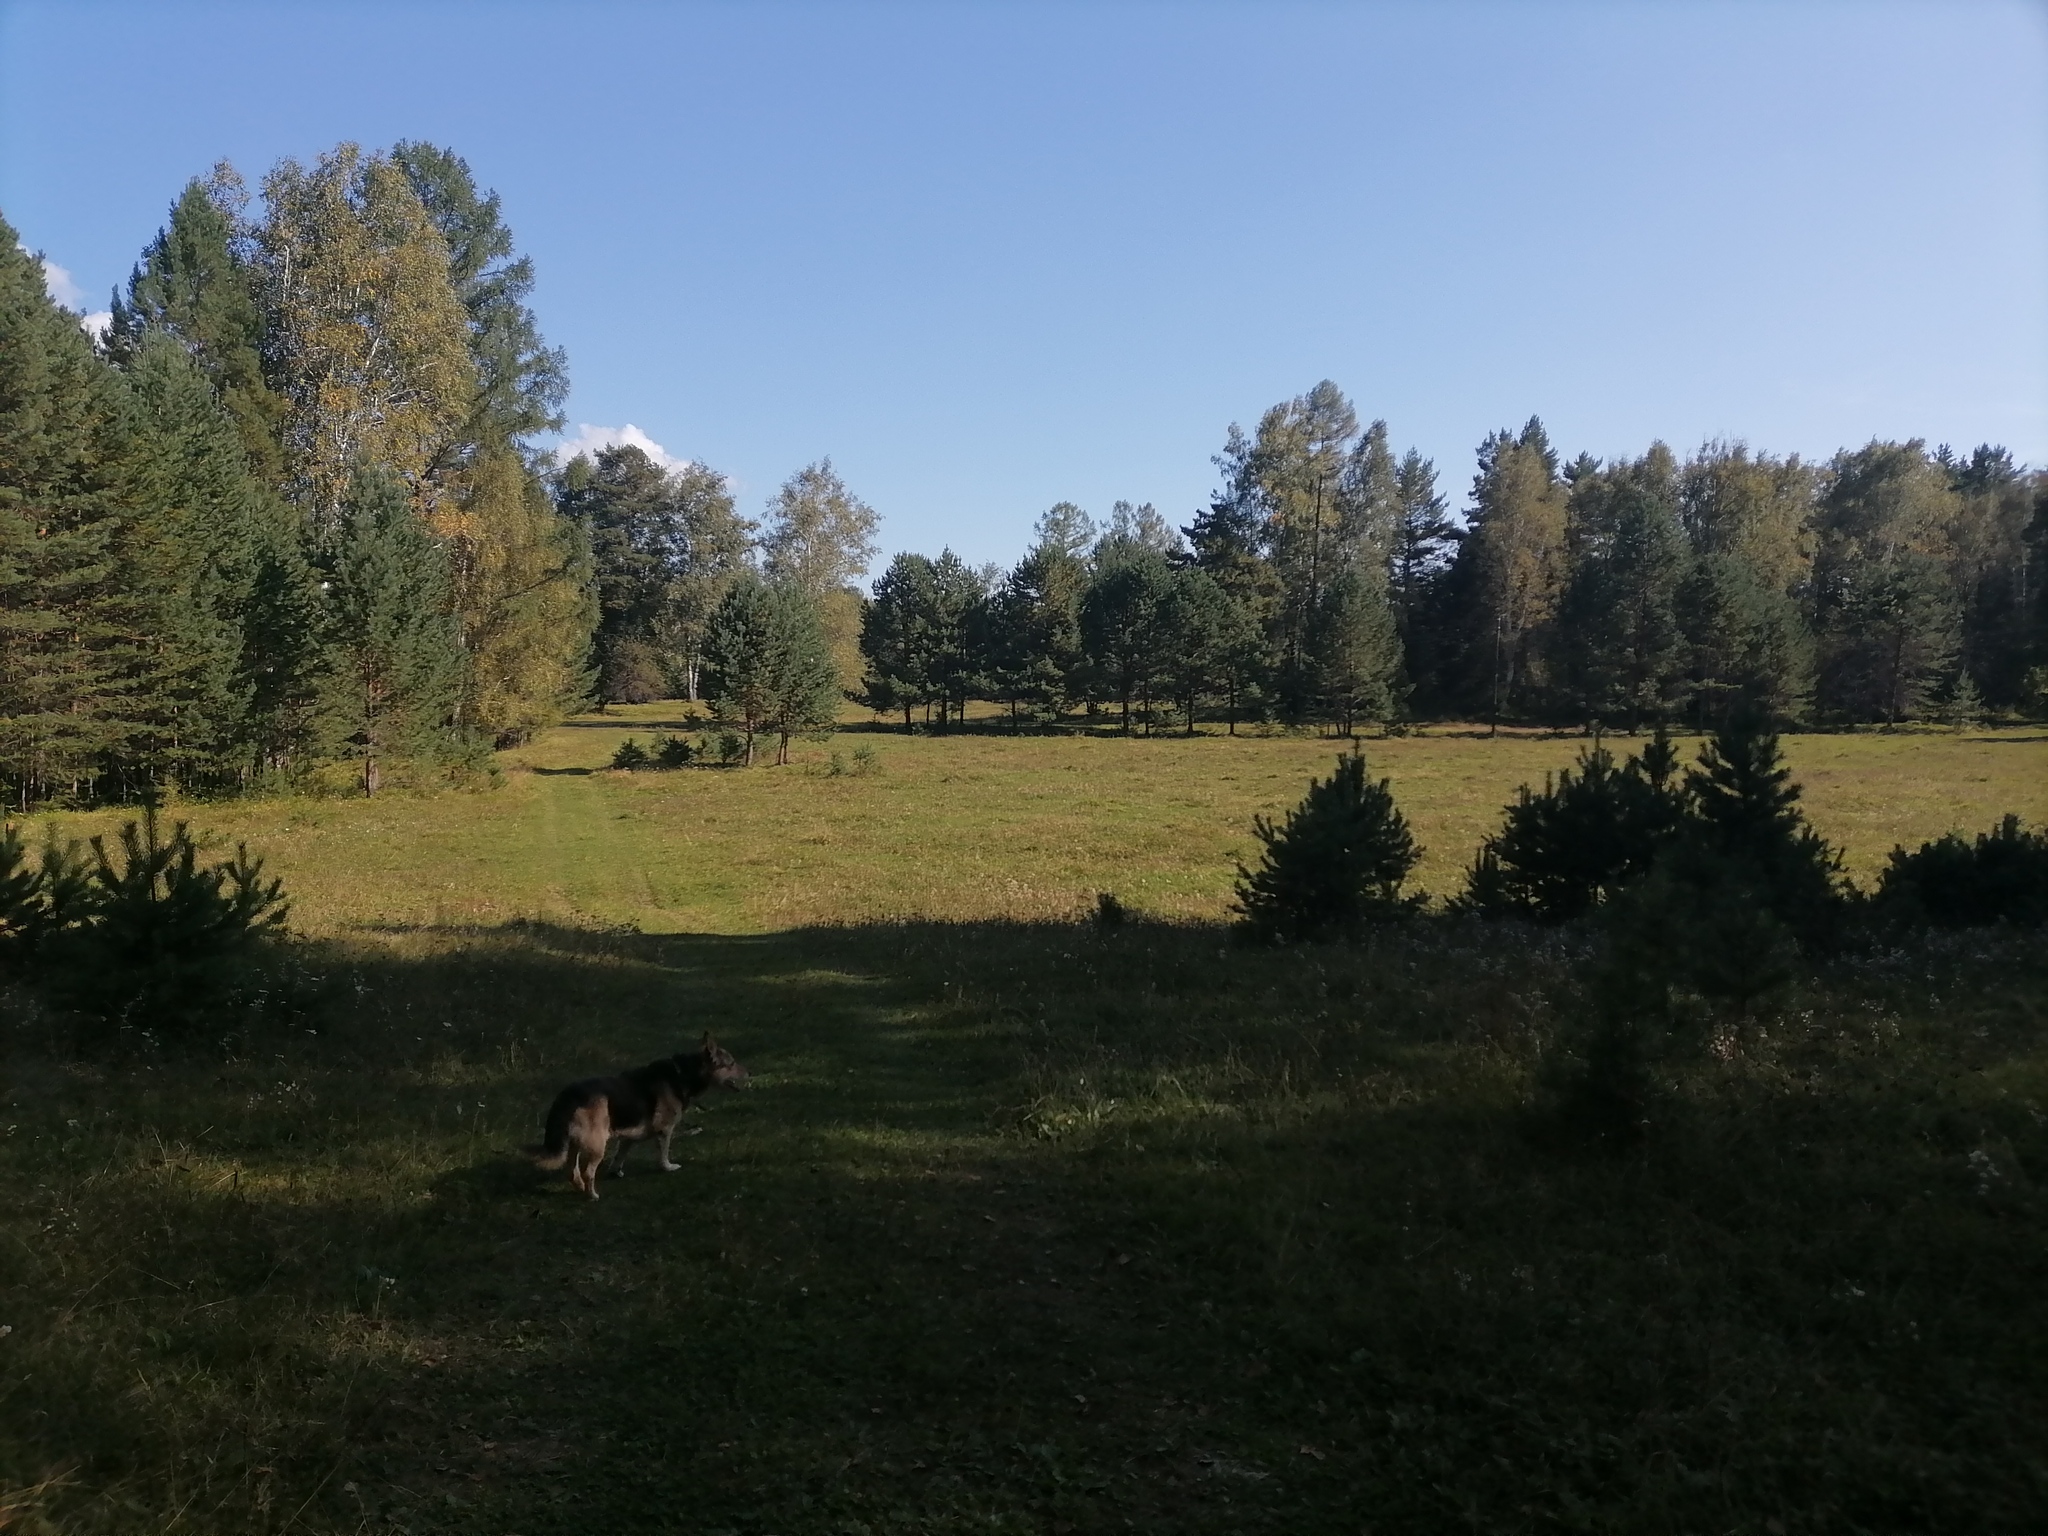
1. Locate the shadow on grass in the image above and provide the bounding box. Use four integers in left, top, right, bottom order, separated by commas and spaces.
4, 916, 2046, 1534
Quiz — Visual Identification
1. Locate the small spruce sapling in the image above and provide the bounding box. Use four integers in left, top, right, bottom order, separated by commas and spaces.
47, 804, 288, 1032
610, 737, 650, 771
1452, 731, 1684, 921
0, 829, 40, 958
1682, 708, 1847, 948
1234, 748, 1424, 941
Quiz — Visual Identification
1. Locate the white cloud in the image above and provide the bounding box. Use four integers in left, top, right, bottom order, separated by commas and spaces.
546, 423, 685, 470
22, 246, 109, 340
37, 253, 86, 310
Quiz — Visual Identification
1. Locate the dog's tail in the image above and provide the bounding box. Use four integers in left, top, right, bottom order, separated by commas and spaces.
532, 1090, 575, 1169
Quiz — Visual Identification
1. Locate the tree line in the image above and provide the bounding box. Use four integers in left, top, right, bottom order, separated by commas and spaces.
2, 144, 594, 805
0, 142, 886, 807
854, 383, 2047, 735
7, 147, 2044, 810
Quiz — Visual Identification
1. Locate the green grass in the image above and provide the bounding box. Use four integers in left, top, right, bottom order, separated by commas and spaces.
25, 707, 2047, 935
3, 715, 2046, 1533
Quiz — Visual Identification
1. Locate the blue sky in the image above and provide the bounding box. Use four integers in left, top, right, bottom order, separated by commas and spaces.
3, 1, 2044, 576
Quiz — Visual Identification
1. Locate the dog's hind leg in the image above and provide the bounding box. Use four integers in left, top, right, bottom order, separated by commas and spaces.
572, 1140, 603, 1199
606, 1137, 632, 1178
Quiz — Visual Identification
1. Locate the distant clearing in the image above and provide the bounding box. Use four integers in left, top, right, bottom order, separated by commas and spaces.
30, 708, 2046, 935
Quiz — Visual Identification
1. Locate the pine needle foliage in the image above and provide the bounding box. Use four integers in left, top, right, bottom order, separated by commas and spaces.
1453, 731, 1684, 921
6, 804, 290, 1032
55, 810, 285, 1031
1876, 815, 2048, 928
1234, 748, 1424, 941
1682, 707, 1847, 945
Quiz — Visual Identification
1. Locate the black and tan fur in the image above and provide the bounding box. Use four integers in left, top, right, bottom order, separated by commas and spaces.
534, 1034, 748, 1198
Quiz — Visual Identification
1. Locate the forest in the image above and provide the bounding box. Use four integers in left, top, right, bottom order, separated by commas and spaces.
4, 141, 2046, 810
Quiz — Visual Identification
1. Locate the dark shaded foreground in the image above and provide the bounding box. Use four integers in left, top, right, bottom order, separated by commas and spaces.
1, 917, 2043, 1533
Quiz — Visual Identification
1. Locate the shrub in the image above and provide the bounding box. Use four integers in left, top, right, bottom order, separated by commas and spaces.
1876, 815, 2048, 927
652, 734, 693, 769
852, 744, 881, 776
610, 737, 650, 771
1540, 1015, 1654, 1150
1600, 850, 1798, 1026
1681, 708, 1847, 948
1452, 733, 1683, 921
715, 731, 746, 766
0, 828, 42, 962
1234, 748, 1424, 942
1454, 715, 1849, 949
0, 830, 92, 971
42, 806, 289, 1032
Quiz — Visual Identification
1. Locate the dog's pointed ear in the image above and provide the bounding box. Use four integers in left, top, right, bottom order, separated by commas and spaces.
701, 1030, 714, 1050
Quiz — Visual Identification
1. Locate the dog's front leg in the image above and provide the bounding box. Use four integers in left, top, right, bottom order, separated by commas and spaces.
656, 1123, 682, 1172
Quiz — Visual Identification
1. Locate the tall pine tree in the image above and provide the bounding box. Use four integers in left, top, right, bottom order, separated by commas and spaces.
0, 219, 148, 807
317, 466, 465, 793
1556, 445, 1688, 728
105, 167, 288, 487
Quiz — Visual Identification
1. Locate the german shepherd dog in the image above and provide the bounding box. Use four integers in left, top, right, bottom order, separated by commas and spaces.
534, 1034, 748, 1198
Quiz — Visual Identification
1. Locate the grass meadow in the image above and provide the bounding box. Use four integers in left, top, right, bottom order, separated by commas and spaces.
2, 712, 2045, 1533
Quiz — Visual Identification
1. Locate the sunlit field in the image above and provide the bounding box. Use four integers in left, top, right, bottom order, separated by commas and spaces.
26, 707, 2048, 936
3, 715, 2045, 1534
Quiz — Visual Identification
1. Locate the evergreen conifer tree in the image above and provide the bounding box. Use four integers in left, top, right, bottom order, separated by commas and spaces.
105, 168, 288, 486
1390, 448, 1455, 639
1556, 446, 1688, 728
702, 576, 777, 766
983, 523, 1089, 728
1080, 546, 1176, 734
1442, 418, 1568, 728
1235, 749, 1424, 940
1452, 735, 1685, 921
1810, 441, 1964, 723
1310, 565, 1399, 736
117, 331, 297, 786
860, 552, 939, 727
1680, 709, 1847, 944
0, 217, 148, 808
1157, 567, 1235, 735
317, 466, 465, 793
555, 444, 684, 705
921, 551, 987, 727
1675, 551, 1812, 726
761, 582, 841, 764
